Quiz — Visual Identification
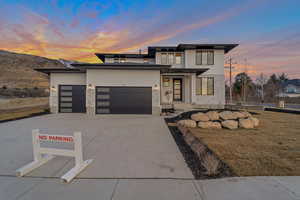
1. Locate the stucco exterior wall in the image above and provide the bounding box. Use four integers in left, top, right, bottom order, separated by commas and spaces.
86, 69, 161, 115
49, 73, 86, 113
184, 49, 225, 74
191, 74, 225, 108
158, 49, 225, 108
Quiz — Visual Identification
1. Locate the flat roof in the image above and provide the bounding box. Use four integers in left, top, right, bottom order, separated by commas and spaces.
35, 68, 84, 75
148, 44, 238, 56
95, 53, 153, 62
161, 68, 209, 76
35, 65, 207, 75
71, 63, 171, 71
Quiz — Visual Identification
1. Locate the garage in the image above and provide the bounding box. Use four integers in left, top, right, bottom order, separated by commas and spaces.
96, 86, 152, 114
59, 85, 86, 113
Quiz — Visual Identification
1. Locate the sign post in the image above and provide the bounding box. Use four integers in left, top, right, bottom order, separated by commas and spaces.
16, 129, 93, 183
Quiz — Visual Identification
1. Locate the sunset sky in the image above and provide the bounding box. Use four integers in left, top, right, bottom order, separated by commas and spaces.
0, 0, 299, 79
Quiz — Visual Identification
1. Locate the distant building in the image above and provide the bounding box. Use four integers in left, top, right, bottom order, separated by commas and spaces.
279, 79, 300, 97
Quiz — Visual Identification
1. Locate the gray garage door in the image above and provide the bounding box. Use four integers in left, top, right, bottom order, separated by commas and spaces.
59, 85, 86, 113
96, 87, 152, 114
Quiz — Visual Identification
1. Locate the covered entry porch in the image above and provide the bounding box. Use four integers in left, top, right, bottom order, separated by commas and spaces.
160, 68, 208, 108
160, 74, 192, 105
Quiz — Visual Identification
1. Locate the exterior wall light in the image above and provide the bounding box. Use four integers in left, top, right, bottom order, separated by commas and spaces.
87, 84, 94, 89
153, 84, 160, 91
50, 86, 56, 92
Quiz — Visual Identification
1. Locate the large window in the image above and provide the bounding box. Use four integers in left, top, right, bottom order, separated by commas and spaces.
196, 77, 214, 96
161, 52, 182, 65
175, 53, 182, 64
196, 50, 214, 65
161, 53, 168, 64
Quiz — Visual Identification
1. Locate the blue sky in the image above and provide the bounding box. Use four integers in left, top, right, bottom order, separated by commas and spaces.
0, 0, 299, 78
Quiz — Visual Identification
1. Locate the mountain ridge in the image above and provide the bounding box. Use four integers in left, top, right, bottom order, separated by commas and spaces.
0, 50, 65, 88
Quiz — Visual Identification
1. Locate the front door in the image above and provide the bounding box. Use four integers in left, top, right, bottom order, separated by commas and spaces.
173, 79, 182, 101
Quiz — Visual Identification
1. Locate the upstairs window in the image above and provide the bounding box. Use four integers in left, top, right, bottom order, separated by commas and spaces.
196, 77, 214, 96
113, 58, 120, 63
161, 53, 182, 65
161, 53, 168, 64
168, 53, 174, 65
175, 53, 182, 64
196, 50, 214, 65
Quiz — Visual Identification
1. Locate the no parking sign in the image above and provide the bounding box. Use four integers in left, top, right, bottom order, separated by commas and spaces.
16, 129, 93, 183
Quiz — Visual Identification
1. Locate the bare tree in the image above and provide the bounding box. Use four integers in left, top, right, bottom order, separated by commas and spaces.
256, 73, 268, 103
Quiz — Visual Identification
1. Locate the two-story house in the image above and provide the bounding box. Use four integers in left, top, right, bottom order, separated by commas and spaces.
36, 44, 238, 115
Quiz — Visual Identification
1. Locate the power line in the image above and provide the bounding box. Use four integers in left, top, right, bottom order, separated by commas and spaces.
225, 57, 237, 104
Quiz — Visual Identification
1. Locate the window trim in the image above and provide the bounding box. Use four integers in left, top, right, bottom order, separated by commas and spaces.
195, 50, 214, 65
196, 77, 214, 96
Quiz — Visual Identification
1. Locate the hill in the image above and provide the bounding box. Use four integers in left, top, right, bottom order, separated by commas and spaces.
0, 50, 65, 88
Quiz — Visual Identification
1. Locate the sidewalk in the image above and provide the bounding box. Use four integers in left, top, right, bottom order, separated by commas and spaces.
1, 176, 299, 200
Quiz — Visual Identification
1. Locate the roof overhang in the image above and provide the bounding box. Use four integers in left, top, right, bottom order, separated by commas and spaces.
161, 68, 209, 76
71, 63, 171, 71
95, 53, 154, 62
148, 44, 238, 55
34, 68, 84, 75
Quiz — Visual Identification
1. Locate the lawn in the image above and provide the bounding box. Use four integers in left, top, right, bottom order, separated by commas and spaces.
188, 111, 300, 176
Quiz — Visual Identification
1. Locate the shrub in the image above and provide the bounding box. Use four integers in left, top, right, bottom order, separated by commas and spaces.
201, 154, 220, 176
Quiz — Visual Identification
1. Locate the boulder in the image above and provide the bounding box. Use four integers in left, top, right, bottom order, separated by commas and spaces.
206, 111, 220, 121
238, 118, 254, 129
221, 120, 238, 129
177, 120, 197, 128
191, 112, 210, 122
233, 112, 246, 119
241, 111, 252, 118
211, 122, 222, 129
198, 121, 212, 129
198, 121, 222, 129
219, 111, 237, 120
249, 117, 259, 127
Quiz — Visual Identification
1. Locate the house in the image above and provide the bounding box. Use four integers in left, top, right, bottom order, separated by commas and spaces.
279, 79, 300, 98
35, 44, 238, 115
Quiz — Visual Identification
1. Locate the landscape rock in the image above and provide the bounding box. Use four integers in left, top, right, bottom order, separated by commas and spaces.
206, 111, 220, 121
198, 121, 222, 129
177, 120, 197, 128
233, 112, 246, 119
249, 117, 259, 127
221, 120, 238, 129
241, 111, 252, 118
198, 121, 212, 129
238, 118, 254, 129
211, 122, 222, 129
191, 112, 210, 122
219, 111, 237, 120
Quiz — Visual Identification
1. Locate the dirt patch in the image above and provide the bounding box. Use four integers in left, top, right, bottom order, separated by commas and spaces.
188, 110, 300, 176
0, 105, 49, 122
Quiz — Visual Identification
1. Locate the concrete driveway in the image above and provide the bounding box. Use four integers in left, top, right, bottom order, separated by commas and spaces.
0, 114, 193, 178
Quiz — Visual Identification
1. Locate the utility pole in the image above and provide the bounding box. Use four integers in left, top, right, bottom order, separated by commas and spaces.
225, 57, 236, 104
243, 58, 248, 103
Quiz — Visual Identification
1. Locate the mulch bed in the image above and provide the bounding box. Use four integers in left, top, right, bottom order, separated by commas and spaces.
165, 110, 237, 179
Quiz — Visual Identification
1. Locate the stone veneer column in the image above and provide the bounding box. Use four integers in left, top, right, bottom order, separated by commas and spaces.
50, 87, 58, 114
152, 87, 161, 115
86, 87, 95, 115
